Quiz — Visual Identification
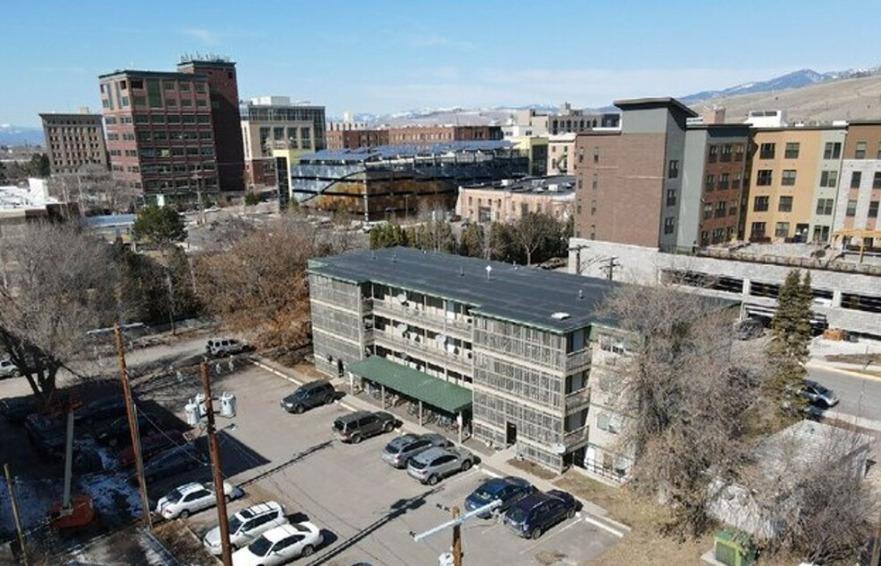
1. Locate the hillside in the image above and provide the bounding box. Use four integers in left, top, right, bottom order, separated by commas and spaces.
691, 73, 881, 124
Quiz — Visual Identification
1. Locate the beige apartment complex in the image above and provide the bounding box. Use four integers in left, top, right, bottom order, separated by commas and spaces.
745, 127, 846, 243
40, 110, 108, 175
456, 176, 574, 224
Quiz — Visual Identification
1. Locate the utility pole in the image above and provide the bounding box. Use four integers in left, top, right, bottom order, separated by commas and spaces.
3, 464, 27, 565
412, 500, 500, 566
568, 244, 589, 274
201, 362, 233, 566
600, 256, 621, 281
113, 325, 152, 529
872, 503, 881, 566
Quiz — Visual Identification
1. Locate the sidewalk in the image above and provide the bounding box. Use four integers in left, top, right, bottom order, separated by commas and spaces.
249, 355, 629, 537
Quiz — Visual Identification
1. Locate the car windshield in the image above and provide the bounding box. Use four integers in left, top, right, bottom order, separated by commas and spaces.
333, 420, 345, 432
507, 507, 528, 522
409, 458, 428, 470
471, 488, 494, 501
228, 515, 244, 533
165, 488, 184, 504
248, 535, 273, 557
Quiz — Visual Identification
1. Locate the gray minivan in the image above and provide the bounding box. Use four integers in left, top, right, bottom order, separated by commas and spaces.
280, 380, 335, 414
333, 411, 396, 443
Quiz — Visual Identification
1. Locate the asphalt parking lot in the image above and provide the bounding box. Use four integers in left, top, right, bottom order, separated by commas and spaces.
164, 363, 620, 566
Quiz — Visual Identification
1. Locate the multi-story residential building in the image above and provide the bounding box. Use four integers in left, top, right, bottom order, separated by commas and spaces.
744, 126, 846, 243
834, 121, 881, 250
326, 125, 502, 151
456, 176, 574, 224
508, 135, 548, 176
325, 128, 389, 151
680, 124, 752, 246
291, 141, 528, 219
240, 96, 326, 190
40, 109, 108, 175
503, 104, 620, 138
574, 97, 695, 250
98, 57, 244, 206
548, 134, 577, 175
308, 246, 638, 473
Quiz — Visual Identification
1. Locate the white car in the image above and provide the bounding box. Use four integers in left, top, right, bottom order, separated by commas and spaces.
203, 501, 288, 555
155, 481, 243, 520
0, 358, 20, 379
232, 522, 323, 566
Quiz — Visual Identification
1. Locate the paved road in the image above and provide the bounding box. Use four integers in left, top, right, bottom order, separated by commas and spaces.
808, 363, 881, 422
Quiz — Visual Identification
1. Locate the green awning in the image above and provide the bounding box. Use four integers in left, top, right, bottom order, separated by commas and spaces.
348, 357, 472, 414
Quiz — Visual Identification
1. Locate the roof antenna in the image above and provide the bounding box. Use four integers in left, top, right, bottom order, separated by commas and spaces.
460, 265, 465, 277
485, 265, 492, 281
371, 250, 376, 260
392, 253, 397, 263
578, 289, 584, 300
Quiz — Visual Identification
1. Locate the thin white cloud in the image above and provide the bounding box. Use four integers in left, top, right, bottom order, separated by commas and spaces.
181, 27, 220, 45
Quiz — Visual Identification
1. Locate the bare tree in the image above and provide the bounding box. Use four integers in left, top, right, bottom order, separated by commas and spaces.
599, 283, 765, 536
0, 222, 120, 401
49, 165, 139, 214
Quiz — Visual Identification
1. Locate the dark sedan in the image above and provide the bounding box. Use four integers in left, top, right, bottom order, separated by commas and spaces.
504, 490, 578, 539
134, 443, 205, 484
118, 430, 187, 468
76, 396, 129, 424
94, 412, 156, 446
464, 476, 534, 518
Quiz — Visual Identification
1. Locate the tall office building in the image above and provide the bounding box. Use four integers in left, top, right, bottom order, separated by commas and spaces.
98, 57, 244, 206
40, 109, 108, 175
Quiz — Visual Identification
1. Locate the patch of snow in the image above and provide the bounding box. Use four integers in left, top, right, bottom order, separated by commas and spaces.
0, 476, 58, 541
78, 471, 142, 520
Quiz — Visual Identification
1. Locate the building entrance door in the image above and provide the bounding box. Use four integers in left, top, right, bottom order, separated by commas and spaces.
505, 422, 517, 446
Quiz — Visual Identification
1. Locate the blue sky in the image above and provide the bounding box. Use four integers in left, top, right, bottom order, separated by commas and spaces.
3, 0, 881, 126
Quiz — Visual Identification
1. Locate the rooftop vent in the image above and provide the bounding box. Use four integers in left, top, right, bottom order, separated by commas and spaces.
551, 312, 571, 320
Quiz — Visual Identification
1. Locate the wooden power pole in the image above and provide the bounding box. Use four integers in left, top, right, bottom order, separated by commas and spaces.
451, 506, 462, 566
3, 463, 27, 565
113, 324, 152, 529
200, 362, 233, 566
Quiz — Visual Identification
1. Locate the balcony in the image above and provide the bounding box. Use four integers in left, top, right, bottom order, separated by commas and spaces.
565, 348, 592, 371
565, 388, 591, 411
563, 426, 589, 446
372, 329, 473, 373
372, 299, 473, 338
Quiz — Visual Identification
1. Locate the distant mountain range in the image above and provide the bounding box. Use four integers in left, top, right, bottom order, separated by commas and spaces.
0, 124, 43, 147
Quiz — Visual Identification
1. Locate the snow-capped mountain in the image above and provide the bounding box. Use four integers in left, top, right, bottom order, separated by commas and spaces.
0, 125, 44, 147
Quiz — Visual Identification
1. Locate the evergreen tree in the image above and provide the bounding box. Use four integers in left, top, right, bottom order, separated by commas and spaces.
767, 269, 814, 416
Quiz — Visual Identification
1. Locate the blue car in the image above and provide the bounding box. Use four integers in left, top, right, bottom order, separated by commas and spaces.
464, 477, 534, 518
503, 490, 578, 539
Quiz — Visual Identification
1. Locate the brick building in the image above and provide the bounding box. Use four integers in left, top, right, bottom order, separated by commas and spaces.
834, 121, 881, 250
40, 109, 108, 175
326, 125, 502, 151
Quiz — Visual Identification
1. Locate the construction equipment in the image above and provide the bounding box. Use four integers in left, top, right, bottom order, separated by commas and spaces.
46, 390, 96, 530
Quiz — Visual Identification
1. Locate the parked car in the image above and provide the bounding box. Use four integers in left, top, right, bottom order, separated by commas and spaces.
0, 358, 20, 378
232, 522, 323, 566
464, 476, 535, 518
503, 489, 577, 539
406, 446, 474, 485
203, 501, 287, 555
75, 396, 128, 424
797, 380, 839, 408
94, 412, 155, 446
136, 443, 205, 484
155, 480, 243, 519
206, 337, 245, 357
0, 396, 38, 424
24, 413, 67, 458
381, 433, 451, 469
117, 430, 186, 468
332, 411, 396, 444
280, 380, 335, 414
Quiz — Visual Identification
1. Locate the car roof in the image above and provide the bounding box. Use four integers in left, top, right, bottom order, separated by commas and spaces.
388, 434, 420, 448
480, 476, 528, 493
174, 482, 207, 495
237, 501, 282, 520
413, 446, 452, 462
509, 492, 554, 511
260, 523, 305, 543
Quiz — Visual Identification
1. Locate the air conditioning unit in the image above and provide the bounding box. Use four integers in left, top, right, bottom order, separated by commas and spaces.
713, 530, 756, 566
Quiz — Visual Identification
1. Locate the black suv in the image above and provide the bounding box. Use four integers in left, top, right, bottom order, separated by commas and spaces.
504, 489, 578, 539
333, 411, 396, 444
281, 380, 335, 414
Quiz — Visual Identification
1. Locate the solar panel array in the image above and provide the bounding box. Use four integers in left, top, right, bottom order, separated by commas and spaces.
299, 140, 514, 164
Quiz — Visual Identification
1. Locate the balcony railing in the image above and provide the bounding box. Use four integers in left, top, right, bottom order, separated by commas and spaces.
563, 426, 589, 446
372, 329, 473, 372
565, 388, 591, 411
565, 348, 592, 371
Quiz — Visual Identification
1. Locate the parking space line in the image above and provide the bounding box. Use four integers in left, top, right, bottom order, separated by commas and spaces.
477, 466, 501, 479
516, 517, 582, 555
583, 515, 626, 538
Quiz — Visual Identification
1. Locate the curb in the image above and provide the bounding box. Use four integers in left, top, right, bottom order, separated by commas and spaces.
807, 360, 880, 380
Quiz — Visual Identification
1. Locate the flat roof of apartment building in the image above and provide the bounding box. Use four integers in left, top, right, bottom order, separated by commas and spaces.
460, 175, 576, 195
309, 246, 623, 332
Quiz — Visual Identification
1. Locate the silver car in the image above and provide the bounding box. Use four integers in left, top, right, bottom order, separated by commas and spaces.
382, 433, 451, 469
203, 501, 287, 554
407, 446, 474, 485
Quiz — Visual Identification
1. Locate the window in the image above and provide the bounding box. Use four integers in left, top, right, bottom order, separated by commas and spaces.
195, 83, 205, 93
718, 173, 730, 189
596, 412, 619, 434
851, 172, 862, 188
712, 228, 725, 242
855, 141, 867, 159
164, 81, 175, 90
705, 174, 715, 190
759, 142, 776, 159
732, 173, 742, 190
751, 222, 766, 238
878, 142, 881, 159
703, 204, 712, 220
147, 79, 163, 108
775, 222, 790, 238
869, 201, 879, 218
816, 198, 834, 215
593, 147, 599, 163
754, 196, 770, 212
781, 170, 797, 186
846, 199, 858, 216
720, 144, 732, 162
734, 144, 744, 161
668, 159, 679, 179
181, 99, 192, 107
823, 142, 841, 160
784, 142, 800, 159
778, 196, 793, 212
820, 170, 839, 187
665, 189, 676, 206
729, 202, 738, 216
873, 172, 881, 189
664, 217, 675, 234
715, 201, 727, 218
757, 170, 772, 186
708, 145, 718, 162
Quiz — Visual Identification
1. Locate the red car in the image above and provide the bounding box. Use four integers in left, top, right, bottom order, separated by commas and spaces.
117, 430, 186, 468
